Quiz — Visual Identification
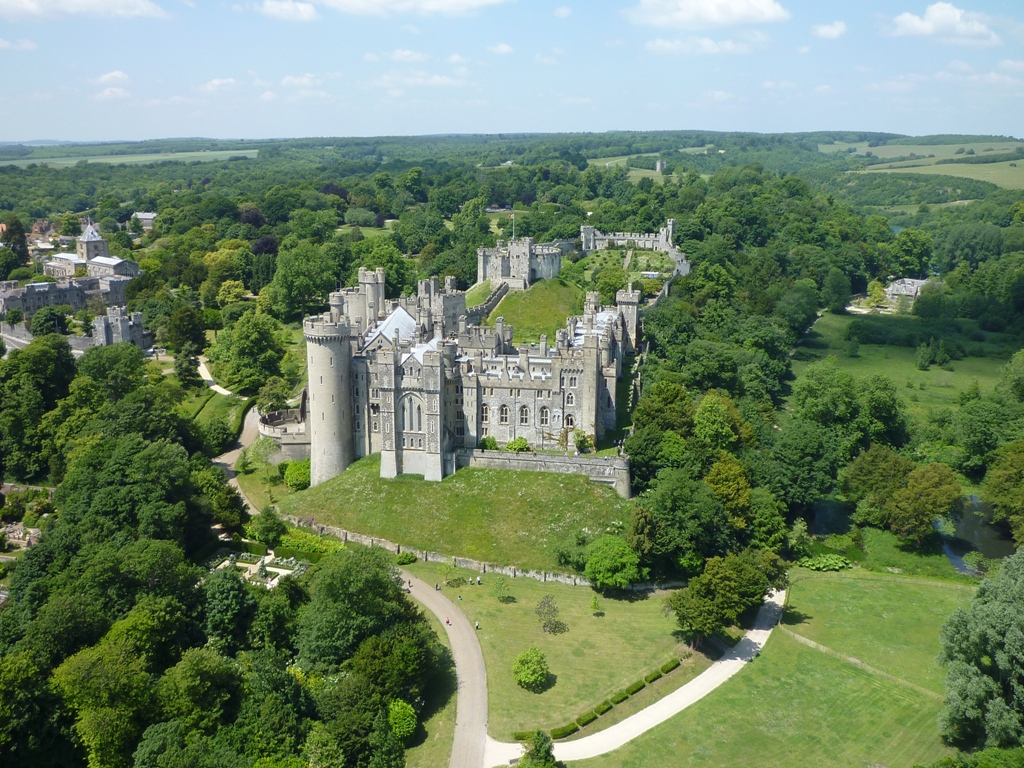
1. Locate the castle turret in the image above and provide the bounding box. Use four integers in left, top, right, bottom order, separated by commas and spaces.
305, 293, 354, 486
615, 283, 641, 352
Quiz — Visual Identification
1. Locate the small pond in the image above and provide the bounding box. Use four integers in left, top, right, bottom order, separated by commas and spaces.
938, 498, 1016, 572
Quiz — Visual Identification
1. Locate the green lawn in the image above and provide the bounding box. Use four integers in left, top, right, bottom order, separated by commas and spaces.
464, 281, 494, 307
277, 454, 632, 572
402, 562, 706, 740
482, 278, 584, 343
784, 570, 973, 693
569, 629, 953, 768
790, 313, 1011, 423
194, 392, 246, 428
864, 160, 1024, 190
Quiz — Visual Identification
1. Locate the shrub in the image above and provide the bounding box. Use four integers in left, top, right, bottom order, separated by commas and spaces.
276, 527, 343, 555
284, 458, 311, 491
576, 710, 598, 727
625, 680, 646, 696
388, 699, 417, 744
584, 535, 642, 590
272, 547, 322, 563
504, 436, 531, 453
395, 551, 417, 565
251, 507, 287, 548
594, 700, 613, 715
797, 554, 852, 571
446, 576, 467, 588
644, 670, 663, 684
536, 595, 568, 634
479, 436, 499, 450
512, 647, 550, 692
610, 690, 629, 704
549, 723, 579, 739
231, 539, 268, 556
660, 658, 681, 674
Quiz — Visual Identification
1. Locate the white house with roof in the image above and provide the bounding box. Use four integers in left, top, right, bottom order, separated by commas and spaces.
885, 277, 930, 303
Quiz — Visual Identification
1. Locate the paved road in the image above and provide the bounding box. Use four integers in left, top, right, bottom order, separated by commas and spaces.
482, 589, 787, 767
401, 571, 489, 768
212, 407, 260, 512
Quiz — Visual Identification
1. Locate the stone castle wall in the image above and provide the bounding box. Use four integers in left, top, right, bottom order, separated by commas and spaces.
454, 448, 631, 499
465, 282, 508, 325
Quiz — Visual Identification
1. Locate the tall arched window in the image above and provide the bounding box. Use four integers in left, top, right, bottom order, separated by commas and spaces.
519, 406, 529, 425
482, 404, 489, 423
416, 405, 423, 432
565, 415, 575, 428
566, 392, 575, 406
540, 407, 549, 426
569, 375, 578, 388
499, 405, 510, 424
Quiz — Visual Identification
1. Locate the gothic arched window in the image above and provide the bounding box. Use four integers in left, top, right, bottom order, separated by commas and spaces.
499, 405, 510, 424
540, 407, 550, 426
519, 406, 529, 425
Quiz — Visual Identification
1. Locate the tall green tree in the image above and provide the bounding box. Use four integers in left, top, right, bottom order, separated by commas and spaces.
0, 215, 29, 279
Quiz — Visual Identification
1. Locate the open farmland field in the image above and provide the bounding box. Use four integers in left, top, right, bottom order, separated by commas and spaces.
2, 149, 259, 167
862, 160, 1024, 189
820, 140, 1022, 161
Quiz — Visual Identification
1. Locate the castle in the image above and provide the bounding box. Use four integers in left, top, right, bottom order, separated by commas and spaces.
302, 266, 640, 486
580, 219, 675, 253
476, 238, 573, 291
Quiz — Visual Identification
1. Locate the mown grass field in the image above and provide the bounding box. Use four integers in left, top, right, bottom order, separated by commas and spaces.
790, 313, 1011, 422
820, 140, 1022, 161
571, 572, 966, 768
3, 149, 259, 168
194, 392, 246, 428
482, 278, 584, 343
863, 161, 1024, 190
784, 570, 973, 693
277, 454, 632, 572
402, 561, 706, 740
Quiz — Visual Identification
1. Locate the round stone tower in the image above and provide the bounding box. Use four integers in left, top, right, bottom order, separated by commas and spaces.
304, 292, 353, 487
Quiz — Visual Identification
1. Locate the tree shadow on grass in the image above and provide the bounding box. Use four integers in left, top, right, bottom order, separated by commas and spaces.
407, 646, 458, 749
781, 607, 813, 627
604, 588, 651, 604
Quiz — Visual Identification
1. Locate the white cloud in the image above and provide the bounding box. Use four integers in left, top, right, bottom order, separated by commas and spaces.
796, 44, 810, 53
260, 90, 277, 101
201, 77, 237, 92
95, 86, 131, 100
646, 36, 748, 54
1000, 59, 1024, 72
709, 90, 733, 101
401, 23, 419, 32
814, 84, 836, 93
0, 38, 37, 50
534, 47, 563, 65
256, 0, 318, 20
562, 95, 591, 105
488, 42, 513, 54
390, 48, 427, 62
866, 75, 922, 94
0, 0, 166, 19
281, 73, 319, 88
813, 20, 846, 39
301, 0, 508, 15
947, 59, 973, 72
363, 52, 380, 61
93, 69, 129, 84
627, 0, 789, 29
762, 79, 794, 89
372, 69, 465, 96
447, 53, 467, 63
890, 2, 1000, 46
554, 5, 570, 17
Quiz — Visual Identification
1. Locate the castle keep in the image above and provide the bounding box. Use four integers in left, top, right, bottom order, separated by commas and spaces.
303, 266, 640, 487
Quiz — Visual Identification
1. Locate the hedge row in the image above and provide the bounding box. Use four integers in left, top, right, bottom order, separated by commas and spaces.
625, 679, 646, 696
513, 731, 534, 742
610, 690, 628, 705
576, 711, 598, 727
644, 670, 662, 684
273, 546, 323, 563
550, 723, 579, 740
594, 700, 613, 716
661, 658, 681, 674
230, 540, 268, 556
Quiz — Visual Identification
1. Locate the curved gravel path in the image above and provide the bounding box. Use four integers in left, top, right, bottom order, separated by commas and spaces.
404, 578, 786, 768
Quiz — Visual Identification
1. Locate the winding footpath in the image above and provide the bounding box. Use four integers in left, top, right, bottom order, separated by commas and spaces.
402, 578, 786, 768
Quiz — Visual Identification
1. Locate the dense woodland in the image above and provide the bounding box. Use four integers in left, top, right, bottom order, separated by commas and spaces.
2, 131, 1024, 765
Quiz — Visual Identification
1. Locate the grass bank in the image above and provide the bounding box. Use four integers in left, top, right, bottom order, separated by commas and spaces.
482, 278, 584, 343
277, 454, 632, 572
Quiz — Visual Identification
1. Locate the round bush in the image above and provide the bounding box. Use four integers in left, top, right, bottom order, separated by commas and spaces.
388, 699, 417, 743
284, 458, 311, 491
512, 646, 550, 693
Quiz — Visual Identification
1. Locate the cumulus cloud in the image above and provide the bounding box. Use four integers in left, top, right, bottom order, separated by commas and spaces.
274, 0, 508, 16
95, 86, 131, 100
389, 48, 428, 62
372, 69, 465, 96
201, 77, 237, 92
93, 69, 130, 84
447, 53, 467, 63
256, 0, 318, 20
281, 73, 320, 88
534, 47, 563, 65
0, 0, 166, 19
627, 0, 789, 29
813, 20, 846, 39
0, 38, 37, 50
1001, 59, 1024, 72
259, 91, 277, 101
762, 79, 795, 89
890, 2, 1000, 46
488, 42, 513, 54
554, 5, 570, 17
646, 36, 748, 54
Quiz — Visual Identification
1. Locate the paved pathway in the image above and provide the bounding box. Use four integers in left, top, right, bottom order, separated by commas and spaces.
198, 356, 233, 395
212, 407, 260, 512
401, 571, 488, 768
404, 577, 785, 768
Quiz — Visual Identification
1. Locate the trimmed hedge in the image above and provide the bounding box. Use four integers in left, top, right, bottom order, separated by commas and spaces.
550, 723, 579, 740
576, 711, 598, 728
273, 547, 322, 563
193, 539, 223, 564
661, 658, 681, 674
231, 540, 268, 556
644, 670, 663, 684
625, 680, 646, 696
395, 551, 417, 565
594, 700, 613, 715
513, 731, 534, 742
610, 690, 629, 704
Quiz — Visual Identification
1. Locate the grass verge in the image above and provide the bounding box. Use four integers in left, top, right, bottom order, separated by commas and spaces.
482, 278, 584, 344
404, 608, 457, 768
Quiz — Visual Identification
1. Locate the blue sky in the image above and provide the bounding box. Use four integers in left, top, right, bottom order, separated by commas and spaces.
1, 0, 1022, 141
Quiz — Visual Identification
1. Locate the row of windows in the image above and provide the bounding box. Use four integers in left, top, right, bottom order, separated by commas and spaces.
482, 388, 558, 398
482, 404, 573, 426
480, 414, 574, 433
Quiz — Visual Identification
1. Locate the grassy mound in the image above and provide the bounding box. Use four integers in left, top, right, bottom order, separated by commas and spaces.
277, 454, 632, 572
482, 278, 584, 344
465, 281, 494, 307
